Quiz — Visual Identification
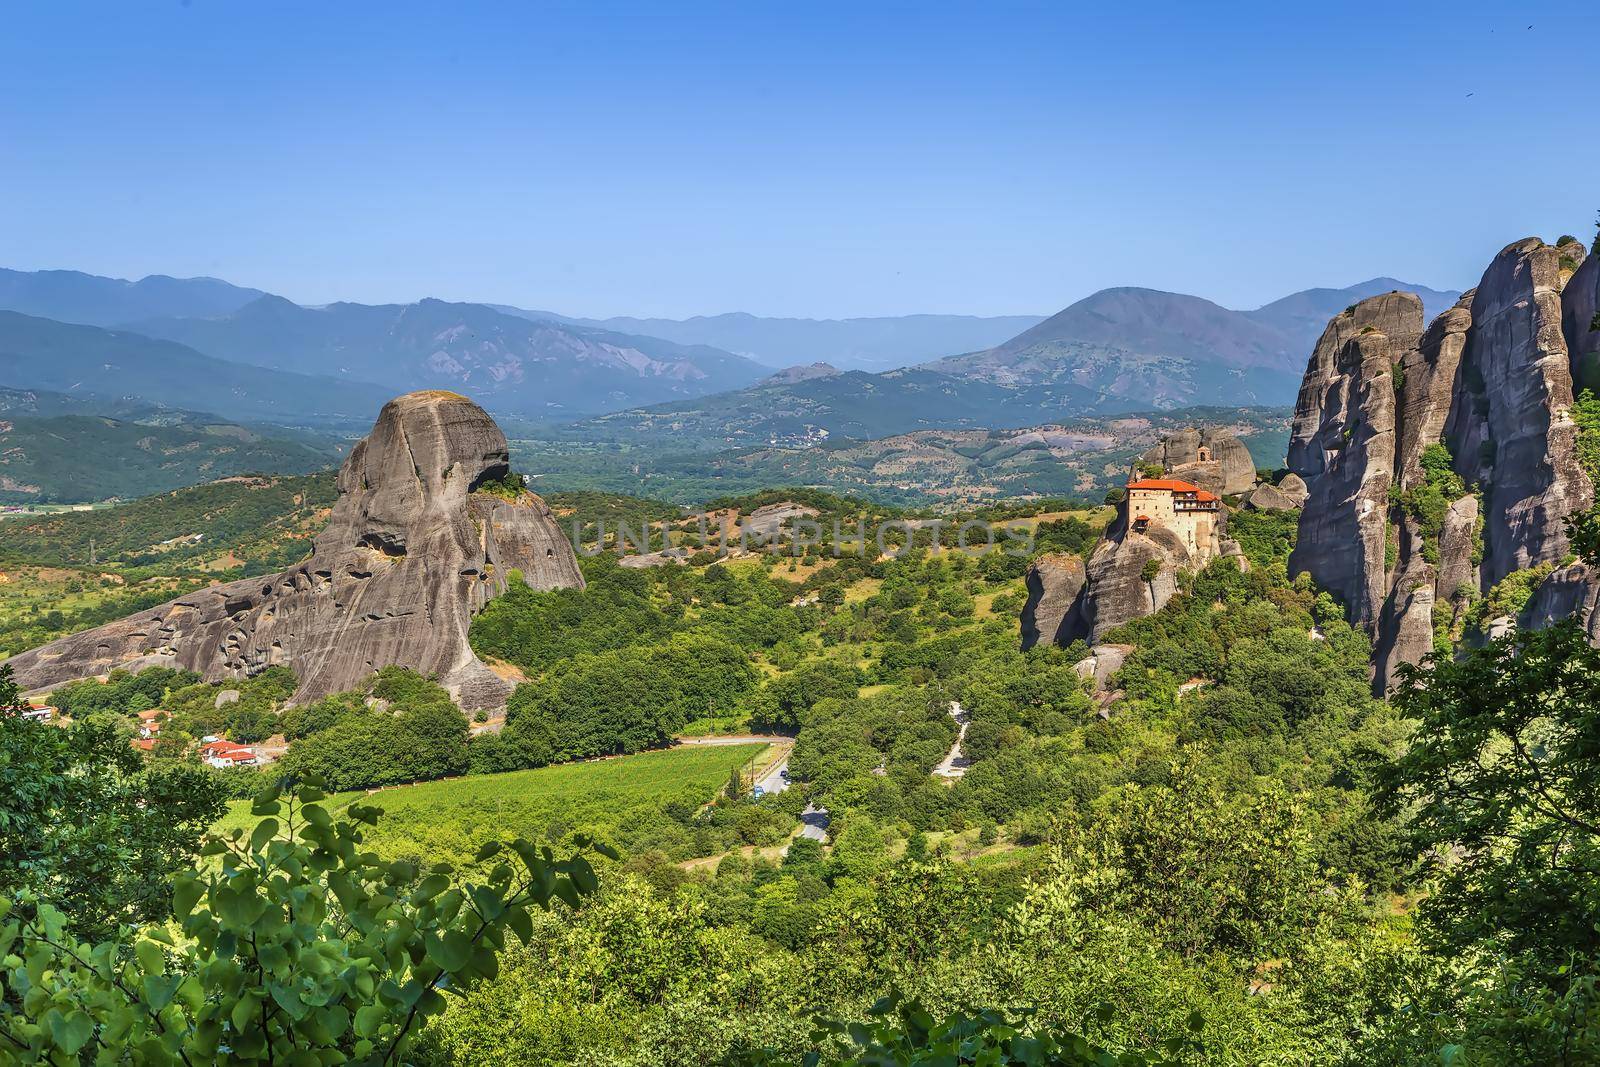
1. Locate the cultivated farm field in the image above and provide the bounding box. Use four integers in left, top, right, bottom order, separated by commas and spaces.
216, 743, 767, 867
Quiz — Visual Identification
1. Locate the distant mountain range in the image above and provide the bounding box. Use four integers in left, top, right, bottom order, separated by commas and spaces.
125, 296, 769, 417
568, 279, 1462, 448
0, 268, 266, 328
0, 266, 1460, 460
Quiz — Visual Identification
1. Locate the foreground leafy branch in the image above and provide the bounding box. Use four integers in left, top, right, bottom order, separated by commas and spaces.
0, 779, 605, 1064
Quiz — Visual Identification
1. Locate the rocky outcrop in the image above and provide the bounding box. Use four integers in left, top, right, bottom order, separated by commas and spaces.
1275, 473, 1309, 505
1136, 428, 1257, 496
1243, 482, 1297, 511
1444, 239, 1591, 587
1020, 553, 1087, 650
619, 547, 691, 569
742, 502, 821, 542
1520, 561, 1600, 643
7, 391, 583, 710
1288, 293, 1420, 631
1072, 644, 1131, 691
1285, 237, 1600, 690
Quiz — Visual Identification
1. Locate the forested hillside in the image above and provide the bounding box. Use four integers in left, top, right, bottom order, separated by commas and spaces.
0, 414, 338, 503
7, 478, 1596, 1062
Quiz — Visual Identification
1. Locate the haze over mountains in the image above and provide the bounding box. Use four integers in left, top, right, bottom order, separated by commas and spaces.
495, 308, 1048, 372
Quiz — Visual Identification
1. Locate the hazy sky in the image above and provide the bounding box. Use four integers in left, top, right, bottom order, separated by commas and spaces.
2, 1, 1596, 318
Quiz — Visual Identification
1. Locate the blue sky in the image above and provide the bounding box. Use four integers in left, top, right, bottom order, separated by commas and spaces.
1, 1, 1595, 318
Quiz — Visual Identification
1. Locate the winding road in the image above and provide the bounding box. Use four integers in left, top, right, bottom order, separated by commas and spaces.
932, 701, 970, 778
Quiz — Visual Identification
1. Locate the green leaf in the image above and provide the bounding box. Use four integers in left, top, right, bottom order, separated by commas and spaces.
231, 993, 258, 1036
504, 905, 532, 945
249, 817, 280, 853
135, 939, 165, 976
425, 929, 473, 972
50, 1010, 95, 1055
142, 974, 182, 1012
410, 873, 450, 904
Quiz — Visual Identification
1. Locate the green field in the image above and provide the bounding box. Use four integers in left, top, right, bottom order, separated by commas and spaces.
217, 743, 766, 866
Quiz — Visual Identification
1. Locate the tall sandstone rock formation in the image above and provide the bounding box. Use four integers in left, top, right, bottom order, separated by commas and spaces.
6, 391, 583, 709
1287, 238, 1595, 691
1288, 292, 1421, 632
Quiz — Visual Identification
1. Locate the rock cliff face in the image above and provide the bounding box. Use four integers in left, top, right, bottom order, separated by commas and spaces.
1289, 293, 1420, 632
7, 391, 583, 709
1285, 237, 1596, 691
1445, 239, 1591, 586
1563, 249, 1600, 392
1078, 530, 1184, 641
1135, 427, 1257, 496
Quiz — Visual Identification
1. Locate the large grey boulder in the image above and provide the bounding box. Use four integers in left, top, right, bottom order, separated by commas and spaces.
6, 391, 583, 710
1136, 427, 1257, 497
1243, 483, 1298, 511
1275, 473, 1309, 506
742, 502, 821, 543
1522, 561, 1600, 643
1072, 644, 1131, 691
1020, 553, 1087, 650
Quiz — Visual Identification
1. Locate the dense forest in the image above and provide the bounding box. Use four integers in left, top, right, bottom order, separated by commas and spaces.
2, 487, 1598, 1063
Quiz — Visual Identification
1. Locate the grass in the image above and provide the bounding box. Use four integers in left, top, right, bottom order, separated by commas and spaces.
215, 744, 766, 866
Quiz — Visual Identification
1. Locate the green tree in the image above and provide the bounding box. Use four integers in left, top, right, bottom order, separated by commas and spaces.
1383, 622, 1600, 970
0, 779, 602, 1064
0, 665, 225, 942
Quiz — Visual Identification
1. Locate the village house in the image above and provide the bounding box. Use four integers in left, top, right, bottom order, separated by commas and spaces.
137, 708, 168, 738
1124, 477, 1222, 560
201, 739, 258, 769
20, 703, 56, 723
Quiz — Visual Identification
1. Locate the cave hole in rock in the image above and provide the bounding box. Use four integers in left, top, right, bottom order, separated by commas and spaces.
358, 532, 406, 558
466, 462, 513, 494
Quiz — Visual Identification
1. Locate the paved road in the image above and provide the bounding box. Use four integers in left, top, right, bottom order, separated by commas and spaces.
932, 701, 970, 778
754, 755, 791, 795
798, 802, 830, 841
